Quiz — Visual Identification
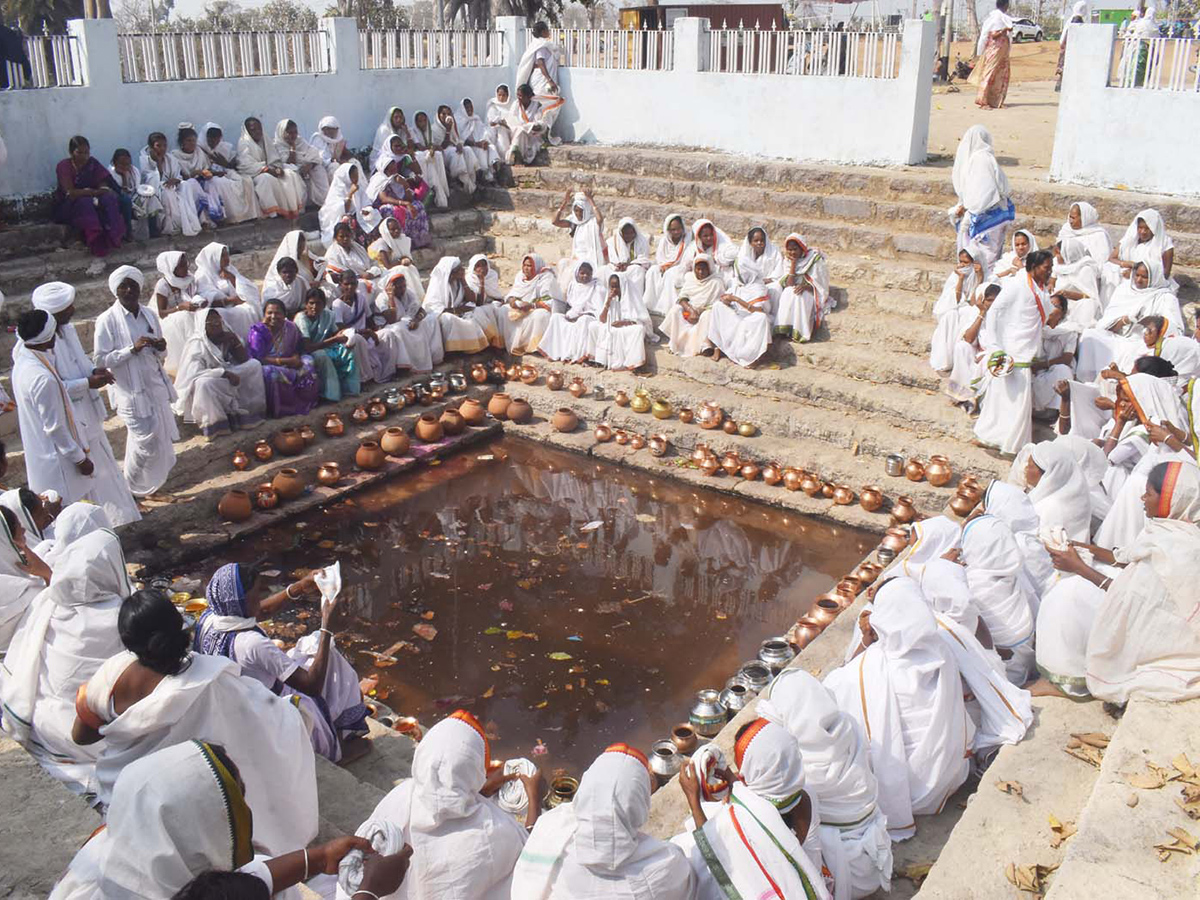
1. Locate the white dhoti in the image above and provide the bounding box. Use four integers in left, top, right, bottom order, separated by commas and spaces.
121, 403, 178, 497
662, 306, 713, 357
435, 311, 489, 354
589, 321, 645, 370
1034, 575, 1108, 699
540, 313, 596, 362
975, 368, 1033, 456
382, 315, 443, 374
709, 302, 770, 367
775, 285, 819, 342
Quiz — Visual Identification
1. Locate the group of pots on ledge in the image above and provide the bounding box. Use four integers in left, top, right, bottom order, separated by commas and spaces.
594, 424, 669, 456
787, 559, 885, 651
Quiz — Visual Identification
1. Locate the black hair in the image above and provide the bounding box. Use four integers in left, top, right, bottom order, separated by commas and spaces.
390, 272, 408, 294
1138, 314, 1166, 333
244, 116, 260, 128
177, 126, 197, 145
333, 222, 352, 239
437, 104, 452, 116
747, 226, 766, 241
171, 871, 270, 900
118, 589, 190, 676
996, 0, 1010, 9
1132, 356, 1177, 378
533, 21, 550, 37
67, 135, 89, 153
984, 284, 1002, 300
147, 131, 167, 148
1, 505, 19, 537
17, 487, 42, 516
276, 256, 298, 273
517, 83, 534, 97
1025, 249, 1053, 272
340, 269, 358, 284
1050, 292, 1068, 312
1147, 461, 1171, 496
238, 563, 260, 594
111, 148, 131, 164
262, 297, 287, 315
17, 309, 51, 342
206, 124, 222, 137
304, 287, 326, 306
1133, 261, 1150, 278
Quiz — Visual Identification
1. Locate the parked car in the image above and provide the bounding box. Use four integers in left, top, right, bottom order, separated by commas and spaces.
1011, 18, 1044, 41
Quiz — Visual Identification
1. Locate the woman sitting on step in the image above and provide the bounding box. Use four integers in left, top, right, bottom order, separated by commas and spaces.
541, 260, 603, 364
53, 135, 127, 257
589, 272, 651, 372
295, 287, 361, 400
423, 255, 502, 354
603, 217, 652, 304
930, 248, 988, 375
992, 229, 1037, 281
328, 268, 401, 383
368, 215, 425, 297
236, 116, 305, 221
376, 266, 444, 375
644, 213, 690, 315
171, 308, 266, 437
739, 225, 785, 315
1056, 200, 1112, 266
773, 233, 831, 344
192, 241, 262, 343
662, 254, 723, 358
1103, 208, 1177, 299
502, 253, 559, 356
708, 247, 772, 368
246, 298, 320, 418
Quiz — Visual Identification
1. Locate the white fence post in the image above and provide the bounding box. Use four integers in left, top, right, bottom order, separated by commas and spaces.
68, 18, 121, 90
674, 17, 710, 73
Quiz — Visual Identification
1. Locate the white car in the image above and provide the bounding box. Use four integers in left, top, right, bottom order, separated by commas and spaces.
1011, 17, 1044, 41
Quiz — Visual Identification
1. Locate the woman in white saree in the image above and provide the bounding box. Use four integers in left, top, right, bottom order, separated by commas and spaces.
192, 241, 261, 341
139, 132, 204, 236
0, 507, 49, 651
0, 525, 125, 795
172, 308, 266, 436
950, 124, 1013, 268
74, 590, 318, 854
758, 670, 893, 900
590, 272, 651, 371
662, 254, 723, 358
708, 250, 772, 367
1050, 236, 1102, 329
931, 247, 988, 373
369, 216, 424, 301
1103, 207, 1177, 297
992, 229, 1036, 281
329, 269, 401, 383
370, 106, 406, 170
502, 253, 559, 355
676, 219, 733, 286
423, 256, 495, 354
553, 190, 607, 291
411, 110, 453, 208
266, 229, 323, 295
172, 124, 248, 226
463, 253, 506, 349
513, 744, 694, 900
774, 232, 831, 343
376, 267, 443, 374
984, 479, 1056, 599
1020, 439, 1094, 542
1057, 200, 1112, 265
199, 121, 260, 221
319, 160, 368, 248
541, 260, 603, 363
485, 85, 513, 164
456, 98, 500, 184
603, 217, 652, 303
644, 213, 690, 315
236, 116, 304, 220
151, 250, 200, 376
824, 579, 972, 842
273, 118, 329, 207
1077, 258, 1184, 382
347, 709, 531, 900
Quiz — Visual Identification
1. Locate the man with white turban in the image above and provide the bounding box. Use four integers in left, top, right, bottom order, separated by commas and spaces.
93, 266, 179, 497
12, 287, 140, 526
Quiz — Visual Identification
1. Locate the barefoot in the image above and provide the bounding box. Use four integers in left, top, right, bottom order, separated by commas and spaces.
1027, 677, 1070, 699
712, 347, 722, 362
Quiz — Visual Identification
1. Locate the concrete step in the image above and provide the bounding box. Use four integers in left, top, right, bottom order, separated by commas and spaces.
314, 754, 387, 839
909, 697, 1114, 899
341, 719, 416, 796
1045, 696, 1200, 900
545, 145, 1200, 236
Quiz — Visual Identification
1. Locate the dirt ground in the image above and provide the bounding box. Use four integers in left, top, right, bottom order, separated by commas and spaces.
949, 37, 1064, 82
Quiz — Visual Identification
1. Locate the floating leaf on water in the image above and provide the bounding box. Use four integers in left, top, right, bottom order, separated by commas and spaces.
715, 611, 728, 621
595, 679, 610, 686
490, 664, 501, 672
580, 520, 603, 533
412, 623, 438, 641
477, 454, 495, 460
484, 627, 504, 635
635, 514, 656, 523
548, 651, 573, 661
516, 579, 534, 590
499, 600, 514, 612
478, 583, 494, 591
373, 658, 397, 668
421, 611, 436, 620
291, 568, 312, 578
317, 540, 336, 549
363, 521, 380, 528
534, 700, 548, 709
481, 685, 495, 699
429, 572, 451, 580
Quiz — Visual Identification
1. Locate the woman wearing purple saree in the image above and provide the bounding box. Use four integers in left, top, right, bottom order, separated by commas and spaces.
246, 298, 320, 417
54, 135, 126, 257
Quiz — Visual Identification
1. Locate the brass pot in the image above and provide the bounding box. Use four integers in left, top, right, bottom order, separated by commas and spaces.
568, 378, 588, 399
926, 455, 953, 487
905, 458, 925, 482
880, 526, 910, 553
459, 398, 486, 427
231, 449, 250, 471
323, 413, 345, 437
860, 485, 884, 512
678, 407, 695, 424
355, 440, 386, 471
891, 495, 917, 525
487, 392, 512, 420
272, 467, 305, 501
700, 456, 721, 476
546, 370, 564, 391
614, 389, 630, 407
837, 576, 863, 602
402, 386, 418, 406
470, 362, 489, 384
298, 425, 316, 446
787, 617, 822, 650
810, 598, 840, 626
253, 440, 274, 462
648, 434, 669, 457
316, 463, 341, 487
519, 364, 539, 385
740, 460, 760, 481
671, 723, 698, 755
651, 399, 672, 420
950, 492, 978, 517
552, 408, 578, 433
274, 428, 305, 456
380, 426, 411, 456
762, 462, 783, 486
722, 419, 739, 435
217, 489, 254, 522
630, 389, 652, 414
253, 484, 279, 510
833, 484, 856, 505
737, 422, 757, 438
594, 423, 614, 443
440, 408, 466, 436
958, 476, 984, 504
721, 451, 742, 476
783, 468, 803, 491
351, 405, 370, 424
629, 433, 646, 451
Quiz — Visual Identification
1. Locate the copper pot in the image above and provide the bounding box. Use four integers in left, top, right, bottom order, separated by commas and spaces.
837, 576, 863, 601
950, 492, 978, 517
351, 405, 370, 424
614, 429, 629, 446
691, 444, 712, 465
272, 467, 305, 501
853, 562, 883, 586
700, 456, 721, 476
787, 617, 822, 650
722, 419, 739, 435
231, 449, 250, 471
368, 399, 388, 420
810, 598, 840, 626
519, 364, 539, 385
880, 526, 910, 553
253, 484, 279, 510
821, 481, 835, 498
415, 413, 444, 443
905, 458, 925, 482
217, 489, 253, 522
323, 413, 345, 437
298, 425, 316, 446
678, 407, 695, 424
568, 378, 588, 399
833, 484, 855, 505
891, 495, 917, 525
355, 440, 386, 471
552, 408, 578, 433
762, 462, 783, 486
740, 460, 760, 481
614, 389, 630, 407
721, 451, 741, 476
316, 463, 341, 487
926, 455, 953, 487
800, 472, 822, 496
671, 723, 698, 755
783, 468, 803, 491
594, 423, 613, 443
274, 428, 305, 456
491, 359, 508, 381
958, 476, 984, 504
440, 408, 466, 436
402, 386, 418, 406
629, 433, 646, 451
470, 362, 489, 384
859, 485, 884, 512
487, 392, 512, 420
459, 398, 486, 427
547, 370, 565, 391
253, 440, 274, 462
505, 363, 521, 382
697, 401, 723, 430
648, 434, 668, 457
380, 426, 411, 456
507, 398, 533, 424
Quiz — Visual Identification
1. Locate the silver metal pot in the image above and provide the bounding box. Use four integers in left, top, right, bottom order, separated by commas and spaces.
689, 689, 728, 737
885, 454, 905, 478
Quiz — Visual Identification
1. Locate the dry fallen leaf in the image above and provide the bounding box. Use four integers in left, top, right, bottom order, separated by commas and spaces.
1072, 732, 1111, 749
997, 779, 1025, 800
481, 685, 495, 699
1127, 762, 1172, 790
1004, 861, 1058, 895
896, 863, 932, 886
1064, 744, 1105, 768
1048, 815, 1077, 848
412, 623, 438, 641
1155, 827, 1200, 861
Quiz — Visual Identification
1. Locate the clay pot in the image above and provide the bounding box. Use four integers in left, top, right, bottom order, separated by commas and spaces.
594, 423, 613, 443
253, 440, 274, 462
416, 413, 444, 443
546, 370, 565, 391
470, 362, 489, 384
380, 427, 411, 456
678, 407, 695, 424
217, 489, 253, 522
629, 433, 646, 451
783, 468, 803, 492
691, 444, 712, 465
316, 463, 341, 487
552, 408, 578, 433
697, 401, 723, 430
368, 399, 388, 421
459, 398, 486, 427
762, 462, 783, 486
810, 598, 840, 627
860, 485, 884, 512
801, 473, 823, 497
648, 434, 668, 457
487, 392, 512, 420
651, 399, 673, 420
323, 413, 345, 437
700, 456, 721, 476
926, 455, 953, 487
905, 458, 925, 482
740, 460, 761, 481
274, 428, 304, 456
272, 467, 305, 501
950, 492, 978, 517
254, 484, 279, 510
507, 398, 533, 424
722, 419, 739, 435
614, 429, 629, 446
671, 723, 699, 756
738, 422, 757, 438
787, 617, 822, 650
833, 484, 856, 505
568, 378, 588, 399
721, 451, 742, 476
880, 526, 910, 553
298, 425, 316, 446
614, 390, 630, 407
231, 449, 250, 471
351, 405, 370, 424
891, 495, 917, 525
440, 408, 466, 436
630, 389, 652, 414
356, 440, 386, 471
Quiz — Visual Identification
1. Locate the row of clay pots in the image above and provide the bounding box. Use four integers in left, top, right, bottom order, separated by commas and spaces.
231, 425, 317, 470
892, 454, 954, 487
594, 424, 669, 456
485, 392, 533, 424
787, 560, 887, 650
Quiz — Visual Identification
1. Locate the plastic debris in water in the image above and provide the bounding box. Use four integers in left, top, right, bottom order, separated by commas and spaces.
531, 739, 548, 756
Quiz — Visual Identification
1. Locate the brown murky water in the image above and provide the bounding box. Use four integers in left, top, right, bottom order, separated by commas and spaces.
184, 437, 874, 775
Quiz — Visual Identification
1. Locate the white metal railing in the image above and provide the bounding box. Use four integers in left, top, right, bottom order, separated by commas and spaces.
539, 27, 675, 71
709, 28, 901, 78
118, 30, 332, 83
1109, 36, 1200, 91
2, 35, 84, 89
358, 29, 503, 68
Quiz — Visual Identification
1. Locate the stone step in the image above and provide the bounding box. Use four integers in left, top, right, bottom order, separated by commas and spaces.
314, 754, 386, 839
1044, 696, 1200, 900
908, 697, 1114, 900
341, 719, 416, 796
544, 145, 1200, 234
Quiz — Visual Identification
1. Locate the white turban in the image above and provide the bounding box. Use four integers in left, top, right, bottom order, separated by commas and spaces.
31, 281, 76, 314
107, 265, 144, 298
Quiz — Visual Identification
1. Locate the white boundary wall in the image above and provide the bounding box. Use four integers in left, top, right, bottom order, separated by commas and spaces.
1051, 25, 1200, 198
0, 17, 935, 201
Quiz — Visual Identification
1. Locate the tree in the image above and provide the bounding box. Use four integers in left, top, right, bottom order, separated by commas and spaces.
324, 0, 409, 29
3, 0, 85, 32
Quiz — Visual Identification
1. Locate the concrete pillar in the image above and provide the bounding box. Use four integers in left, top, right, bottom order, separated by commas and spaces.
673, 17, 710, 73
321, 17, 360, 75
68, 18, 120, 91
896, 18, 936, 165
496, 15, 524, 74
1050, 24, 1115, 184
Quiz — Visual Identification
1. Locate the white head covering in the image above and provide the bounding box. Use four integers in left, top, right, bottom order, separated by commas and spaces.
311, 114, 344, 156
735, 718, 807, 814
952, 125, 1010, 215
369, 216, 413, 265
919, 558, 979, 631
155, 251, 192, 291
891, 516, 961, 580
959, 514, 1035, 647
563, 259, 604, 317
738, 226, 783, 277
0, 489, 41, 543
506, 253, 559, 307
1025, 441, 1093, 541
32, 281, 76, 315
1118, 208, 1173, 262
422, 256, 464, 318
107, 266, 144, 298
38, 500, 112, 565
237, 117, 281, 168
465, 253, 501, 299
654, 212, 691, 269
678, 253, 724, 310
608, 217, 650, 265
319, 160, 366, 246
977, 3, 1015, 54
